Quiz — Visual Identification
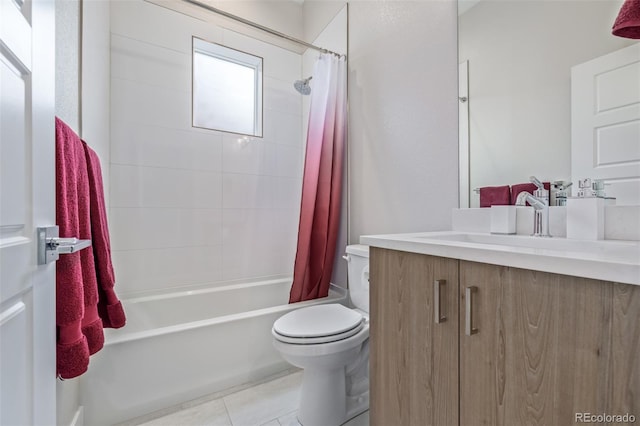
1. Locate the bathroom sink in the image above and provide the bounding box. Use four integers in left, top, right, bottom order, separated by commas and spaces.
360, 231, 640, 285
415, 232, 638, 256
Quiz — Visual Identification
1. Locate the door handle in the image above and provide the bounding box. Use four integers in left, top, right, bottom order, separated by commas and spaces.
434, 279, 447, 324
37, 226, 92, 265
465, 286, 478, 336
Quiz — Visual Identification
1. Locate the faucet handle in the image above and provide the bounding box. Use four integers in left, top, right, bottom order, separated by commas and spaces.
578, 178, 592, 189
529, 176, 545, 190
529, 176, 548, 199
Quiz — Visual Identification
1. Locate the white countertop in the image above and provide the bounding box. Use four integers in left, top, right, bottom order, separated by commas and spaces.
360, 231, 640, 286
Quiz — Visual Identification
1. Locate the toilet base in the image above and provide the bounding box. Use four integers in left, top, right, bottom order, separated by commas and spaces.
298, 367, 369, 426
299, 367, 345, 426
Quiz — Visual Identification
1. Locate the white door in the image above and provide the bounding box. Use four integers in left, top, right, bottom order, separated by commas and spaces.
572, 43, 640, 205
0, 0, 56, 424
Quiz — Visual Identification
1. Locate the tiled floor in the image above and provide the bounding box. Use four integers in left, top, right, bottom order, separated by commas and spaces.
134, 371, 369, 426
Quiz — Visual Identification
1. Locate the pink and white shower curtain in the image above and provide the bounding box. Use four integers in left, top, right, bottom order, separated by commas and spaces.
289, 53, 347, 303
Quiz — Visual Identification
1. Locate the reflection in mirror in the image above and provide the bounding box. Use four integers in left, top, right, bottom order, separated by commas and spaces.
458, 0, 635, 207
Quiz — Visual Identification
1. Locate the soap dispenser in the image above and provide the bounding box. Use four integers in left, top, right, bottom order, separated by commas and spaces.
566, 178, 604, 240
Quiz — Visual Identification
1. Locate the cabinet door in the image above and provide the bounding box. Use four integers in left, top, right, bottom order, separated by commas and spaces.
460, 261, 640, 425
610, 282, 640, 418
370, 248, 459, 426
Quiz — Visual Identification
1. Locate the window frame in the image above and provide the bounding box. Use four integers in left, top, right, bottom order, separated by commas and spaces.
191, 36, 264, 138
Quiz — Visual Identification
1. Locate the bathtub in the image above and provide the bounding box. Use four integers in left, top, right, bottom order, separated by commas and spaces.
81, 278, 346, 425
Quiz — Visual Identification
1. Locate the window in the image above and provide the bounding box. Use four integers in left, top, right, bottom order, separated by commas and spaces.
192, 37, 263, 137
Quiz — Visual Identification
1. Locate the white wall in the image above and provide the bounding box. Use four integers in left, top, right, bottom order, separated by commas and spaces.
109, 0, 304, 297
459, 0, 634, 207
349, 1, 459, 241
55, 0, 80, 132
302, 1, 346, 44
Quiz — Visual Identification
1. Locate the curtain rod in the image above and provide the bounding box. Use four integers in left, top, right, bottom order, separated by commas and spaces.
182, 0, 345, 57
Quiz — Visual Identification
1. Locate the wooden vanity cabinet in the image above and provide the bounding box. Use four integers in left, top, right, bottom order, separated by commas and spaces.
459, 261, 640, 426
370, 248, 459, 426
370, 248, 640, 426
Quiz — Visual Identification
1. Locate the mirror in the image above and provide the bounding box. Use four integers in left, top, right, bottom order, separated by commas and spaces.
458, 0, 635, 207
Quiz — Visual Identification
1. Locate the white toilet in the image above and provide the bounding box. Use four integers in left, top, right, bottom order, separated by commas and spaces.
272, 244, 370, 426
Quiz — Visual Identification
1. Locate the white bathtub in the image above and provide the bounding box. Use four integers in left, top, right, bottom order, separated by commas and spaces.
81, 278, 346, 425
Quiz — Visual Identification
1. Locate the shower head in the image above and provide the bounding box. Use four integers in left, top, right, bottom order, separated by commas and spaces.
294, 76, 312, 95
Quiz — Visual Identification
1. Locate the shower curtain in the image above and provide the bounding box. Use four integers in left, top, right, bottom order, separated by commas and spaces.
289, 53, 347, 303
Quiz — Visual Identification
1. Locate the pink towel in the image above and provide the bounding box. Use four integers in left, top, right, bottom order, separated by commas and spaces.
55, 118, 106, 379
510, 182, 551, 205
613, 0, 640, 39
56, 118, 95, 378
479, 185, 511, 208
83, 142, 126, 328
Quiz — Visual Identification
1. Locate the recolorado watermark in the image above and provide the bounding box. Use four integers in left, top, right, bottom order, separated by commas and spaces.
576, 412, 636, 423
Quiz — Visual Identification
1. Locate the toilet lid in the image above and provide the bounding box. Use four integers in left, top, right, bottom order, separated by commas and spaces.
273, 320, 365, 345
273, 304, 363, 339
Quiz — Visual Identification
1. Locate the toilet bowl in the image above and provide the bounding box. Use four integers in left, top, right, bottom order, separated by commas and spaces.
272, 245, 370, 426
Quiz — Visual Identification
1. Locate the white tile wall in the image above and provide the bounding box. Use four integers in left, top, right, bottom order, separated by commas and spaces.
222, 136, 277, 176
111, 165, 223, 209
110, 0, 224, 54
222, 174, 277, 209
264, 77, 303, 115
110, 0, 304, 297
270, 110, 303, 147
275, 145, 303, 178
109, 208, 223, 251
221, 209, 298, 281
111, 246, 224, 296
111, 79, 191, 130
111, 34, 190, 91
111, 121, 223, 171
275, 177, 303, 209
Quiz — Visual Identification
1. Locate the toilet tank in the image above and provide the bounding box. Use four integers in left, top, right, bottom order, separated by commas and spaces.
344, 244, 369, 313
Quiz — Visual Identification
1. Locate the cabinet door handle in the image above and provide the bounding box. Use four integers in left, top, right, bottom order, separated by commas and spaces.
434, 279, 447, 324
465, 286, 478, 336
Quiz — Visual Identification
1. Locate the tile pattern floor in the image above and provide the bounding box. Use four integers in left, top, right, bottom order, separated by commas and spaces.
133, 371, 369, 426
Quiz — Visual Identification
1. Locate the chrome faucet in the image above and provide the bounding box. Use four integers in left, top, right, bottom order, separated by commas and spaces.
515, 176, 551, 237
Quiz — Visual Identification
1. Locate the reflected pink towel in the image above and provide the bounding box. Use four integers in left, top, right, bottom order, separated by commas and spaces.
83, 142, 126, 329
479, 185, 511, 208
510, 182, 551, 205
613, 0, 640, 39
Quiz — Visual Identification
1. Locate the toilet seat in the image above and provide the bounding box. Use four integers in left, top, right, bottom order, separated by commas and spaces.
273, 304, 364, 345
